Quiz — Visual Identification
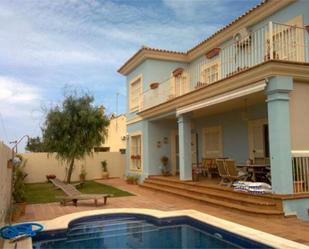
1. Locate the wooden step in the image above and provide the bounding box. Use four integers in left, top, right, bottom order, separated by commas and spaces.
144, 179, 277, 209
140, 182, 284, 216
148, 176, 283, 203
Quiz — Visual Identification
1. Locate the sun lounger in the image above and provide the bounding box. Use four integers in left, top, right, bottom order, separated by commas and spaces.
50, 178, 112, 206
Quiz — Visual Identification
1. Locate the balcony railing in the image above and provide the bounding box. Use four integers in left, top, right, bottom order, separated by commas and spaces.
140, 21, 309, 112
292, 153, 309, 194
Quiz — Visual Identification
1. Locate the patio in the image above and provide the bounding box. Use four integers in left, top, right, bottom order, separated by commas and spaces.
17, 178, 309, 246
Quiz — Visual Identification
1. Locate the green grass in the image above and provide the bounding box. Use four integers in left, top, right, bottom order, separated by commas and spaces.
25, 181, 133, 204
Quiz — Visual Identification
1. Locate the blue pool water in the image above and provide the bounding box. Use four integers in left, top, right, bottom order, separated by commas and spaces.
32, 214, 272, 249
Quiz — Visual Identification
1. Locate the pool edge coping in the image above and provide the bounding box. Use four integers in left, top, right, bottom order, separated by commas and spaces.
7, 208, 309, 249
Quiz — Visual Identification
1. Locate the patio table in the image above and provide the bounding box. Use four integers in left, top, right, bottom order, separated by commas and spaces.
236, 164, 270, 182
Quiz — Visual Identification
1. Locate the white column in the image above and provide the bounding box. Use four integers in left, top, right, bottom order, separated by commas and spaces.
178, 114, 192, 180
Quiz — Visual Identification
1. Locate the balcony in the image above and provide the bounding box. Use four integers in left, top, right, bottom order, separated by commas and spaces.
140, 22, 309, 112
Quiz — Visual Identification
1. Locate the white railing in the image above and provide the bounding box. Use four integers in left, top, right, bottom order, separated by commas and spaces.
292, 154, 309, 193
140, 22, 309, 111
142, 78, 173, 111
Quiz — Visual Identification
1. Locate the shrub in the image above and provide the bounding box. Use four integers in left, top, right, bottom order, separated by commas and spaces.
12, 156, 28, 203
126, 174, 140, 184
101, 160, 108, 172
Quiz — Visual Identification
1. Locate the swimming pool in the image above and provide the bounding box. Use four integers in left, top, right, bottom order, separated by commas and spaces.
29, 209, 307, 249
33, 213, 270, 249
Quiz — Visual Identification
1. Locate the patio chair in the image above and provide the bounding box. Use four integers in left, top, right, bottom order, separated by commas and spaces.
225, 160, 248, 187
201, 158, 218, 179
216, 159, 230, 186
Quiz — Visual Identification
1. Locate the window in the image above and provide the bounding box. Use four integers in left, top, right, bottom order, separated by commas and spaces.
170, 70, 189, 98
200, 60, 221, 85
119, 149, 126, 154
203, 126, 223, 158
129, 76, 142, 112
174, 74, 188, 97
130, 134, 142, 171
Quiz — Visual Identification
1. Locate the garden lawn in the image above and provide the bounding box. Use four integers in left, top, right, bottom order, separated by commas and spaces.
25, 180, 133, 204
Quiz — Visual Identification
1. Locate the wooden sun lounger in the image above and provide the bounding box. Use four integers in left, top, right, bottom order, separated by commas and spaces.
50, 178, 112, 206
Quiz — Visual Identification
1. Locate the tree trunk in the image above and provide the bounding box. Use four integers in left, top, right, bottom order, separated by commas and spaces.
66, 158, 75, 183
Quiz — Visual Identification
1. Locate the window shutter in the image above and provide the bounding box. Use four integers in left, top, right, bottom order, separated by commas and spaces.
204, 126, 223, 158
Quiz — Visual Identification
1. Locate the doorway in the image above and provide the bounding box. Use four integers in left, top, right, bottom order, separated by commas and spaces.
248, 119, 270, 162
171, 130, 198, 175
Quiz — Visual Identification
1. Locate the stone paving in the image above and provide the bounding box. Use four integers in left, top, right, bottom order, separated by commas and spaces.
18, 178, 309, 246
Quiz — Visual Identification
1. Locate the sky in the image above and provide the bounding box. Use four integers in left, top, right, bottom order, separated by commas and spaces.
0, 0, 260, 151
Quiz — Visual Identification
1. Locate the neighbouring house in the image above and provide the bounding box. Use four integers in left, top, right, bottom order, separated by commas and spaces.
94, 113, 127, 153
118, 0, 309, 220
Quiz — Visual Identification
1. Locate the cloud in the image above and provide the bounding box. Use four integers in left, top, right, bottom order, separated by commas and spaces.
0, 0, 260, 148
0, 76, 41, 105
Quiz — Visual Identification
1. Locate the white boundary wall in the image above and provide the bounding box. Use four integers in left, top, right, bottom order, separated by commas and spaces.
21, 152, 126, 183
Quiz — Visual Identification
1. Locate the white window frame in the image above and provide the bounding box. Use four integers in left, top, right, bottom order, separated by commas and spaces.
202, 125, 223, 158
129, 131, 143, 172
200, 60, 221, 85
129, 74, 143, 112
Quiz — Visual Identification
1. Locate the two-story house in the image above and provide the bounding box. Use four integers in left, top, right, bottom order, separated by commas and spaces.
118, 0, 309, 220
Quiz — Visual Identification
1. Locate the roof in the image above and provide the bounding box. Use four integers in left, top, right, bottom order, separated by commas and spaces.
118, 0, 294, 75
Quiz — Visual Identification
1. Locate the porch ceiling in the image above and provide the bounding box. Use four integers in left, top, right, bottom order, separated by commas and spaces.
191, 91, 266, 118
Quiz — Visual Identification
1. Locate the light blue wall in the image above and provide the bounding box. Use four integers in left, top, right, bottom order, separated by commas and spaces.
193, 103, 267, 163
126, 59, 188, 120
126, 121, 147, 181
126, 119, 177, 179
283, 199, 309, 220
147, 120, 177, 175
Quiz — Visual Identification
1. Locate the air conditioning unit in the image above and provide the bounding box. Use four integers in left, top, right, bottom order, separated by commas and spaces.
233, 27, 250, 42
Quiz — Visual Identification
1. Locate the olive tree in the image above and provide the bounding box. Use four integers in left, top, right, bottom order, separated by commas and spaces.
42, 94, 109, 183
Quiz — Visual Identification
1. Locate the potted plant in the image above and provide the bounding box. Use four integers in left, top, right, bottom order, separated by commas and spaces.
12, 156, 28, 215
160, 156, 170, 176
46, 174, 56, 182
101, 160, 109, 179
150, 82, 159, 90
79, 168, 87, 182
192, 167, 200, 182
126, 174, 140, 184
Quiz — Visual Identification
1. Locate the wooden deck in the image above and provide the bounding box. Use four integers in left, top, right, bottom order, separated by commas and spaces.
140, 175, 307, 216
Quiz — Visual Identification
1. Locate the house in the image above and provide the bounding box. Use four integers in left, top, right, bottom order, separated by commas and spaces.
118, 0, 309, 219
94, 114, 127, 153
